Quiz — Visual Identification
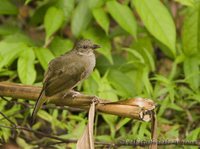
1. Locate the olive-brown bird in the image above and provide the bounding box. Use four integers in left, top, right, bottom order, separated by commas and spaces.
31, 39, 100, 122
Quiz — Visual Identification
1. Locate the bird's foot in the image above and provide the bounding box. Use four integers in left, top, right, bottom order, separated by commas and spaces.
91, 95, 99, 104
71, 91, 81, 98
63, 91, 81, 99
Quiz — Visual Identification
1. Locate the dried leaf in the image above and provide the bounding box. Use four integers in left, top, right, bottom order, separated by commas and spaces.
77, 102, 95, 149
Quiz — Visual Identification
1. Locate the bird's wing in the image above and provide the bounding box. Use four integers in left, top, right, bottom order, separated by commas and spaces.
44, 60, 87, 96
31, 53, 87, 122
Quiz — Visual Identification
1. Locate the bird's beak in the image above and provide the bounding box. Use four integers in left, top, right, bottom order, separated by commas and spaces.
92, 44, 101, 49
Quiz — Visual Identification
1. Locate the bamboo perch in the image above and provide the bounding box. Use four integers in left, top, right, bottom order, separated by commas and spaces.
0, 82, 156, 122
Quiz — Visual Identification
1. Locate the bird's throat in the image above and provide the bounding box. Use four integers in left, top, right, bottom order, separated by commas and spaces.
77, 51, 93, 56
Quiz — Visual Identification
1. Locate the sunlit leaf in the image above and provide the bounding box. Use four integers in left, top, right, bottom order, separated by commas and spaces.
92, 7, 110, 34
107, 70, 136, 97
133, 0, 176, 56
83, 75, 99, 95
186, 127, 200, 140
34, 47, 55, 70
116, 118, 131, 130
142, 67, 153, 96
0, 25, 19, 36
16, 137, 34, 149
44, 7, 64, 41
55, 0, 75, 22
17, 48, 36, 85
31, 3, 52, 25
182, 4, 200, 56
71, 0, 92, 37
98, 72, 118, 101
124, 48, 145, 64
0, 42, 26, 69
0, 0, 18, 15
175, 0, 195, 7
88, 0, 103, 8
49, 36, 73, 56
184, 56, 200, 90
107, 0, 137, 37
4, 32, 34, 46
131, 37, 155, 71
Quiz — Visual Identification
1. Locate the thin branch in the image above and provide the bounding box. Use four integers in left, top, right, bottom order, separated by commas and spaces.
0, 108, 28, 121
0, 124, 77, 143
0, 124, 199, 147
1, 96, 84, 111
0, 111, 16, 127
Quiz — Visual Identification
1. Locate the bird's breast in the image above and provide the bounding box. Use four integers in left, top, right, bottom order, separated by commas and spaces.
82, 53, 96, 78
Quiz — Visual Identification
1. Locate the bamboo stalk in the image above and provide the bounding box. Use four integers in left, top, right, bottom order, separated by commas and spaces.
0, 82, 156, 121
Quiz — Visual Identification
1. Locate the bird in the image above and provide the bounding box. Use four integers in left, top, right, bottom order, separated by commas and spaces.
31, 39, 100, 122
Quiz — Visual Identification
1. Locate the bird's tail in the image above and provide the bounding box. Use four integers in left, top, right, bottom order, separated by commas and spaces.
30, 88, 46, 124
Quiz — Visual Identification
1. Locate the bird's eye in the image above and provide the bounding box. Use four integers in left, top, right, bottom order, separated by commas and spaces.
83, 45, 87, 49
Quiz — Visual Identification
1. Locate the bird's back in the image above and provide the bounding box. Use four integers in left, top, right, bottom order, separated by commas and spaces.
43, 50, 95, 96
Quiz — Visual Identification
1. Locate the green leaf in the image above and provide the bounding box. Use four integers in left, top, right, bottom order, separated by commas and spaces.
142, 67, 153, 96
0, 25, 19, 36
125, 70, 143, 95
96, 54, 126, 74
88, 0, 104, 9
49, 36, 73, 56
98, 73, 118, 101
96, 135, 112, 142
71, 0, 92, 37
116, 118, 131, 130
0, 42, 26, 69
82, 27, 113, 63
138, 123, 151, 139
92, 7, 110, 34
106, 0, 137, 37
124, 48, 145, 64
38, 110, 53, 122
175, 0, 195, 7
17, 48, 36, 85
71, 121, 86, 138
83, 75, 99, 95
184, 56, 200, 90
102, 114, 117, 138
0, 0, 18, 15
107, 70, 136, 97
182, 4, 200, 56
0, 69, 15, 77
186, 127, 200, 140
44, 7, 64, 41
34, 47, 55, 70
4, 32, 34, 46
133, 0, 176, 56
16, 137, 34, 149
55, 0, 75, 22
131, 37, 155, 71
84, 69, 118, 100
30, 3, 52, 25
25, 0, 32, 5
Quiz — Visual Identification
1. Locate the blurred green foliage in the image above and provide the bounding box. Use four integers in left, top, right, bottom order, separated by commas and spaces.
0, 0, 200, 148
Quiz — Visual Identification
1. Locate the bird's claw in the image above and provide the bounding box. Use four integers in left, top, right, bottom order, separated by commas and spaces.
72, 91, 81, 98
92, 96, 99, 104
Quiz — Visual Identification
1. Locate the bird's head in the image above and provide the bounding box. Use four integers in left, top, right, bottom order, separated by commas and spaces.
74, 39, 101, 55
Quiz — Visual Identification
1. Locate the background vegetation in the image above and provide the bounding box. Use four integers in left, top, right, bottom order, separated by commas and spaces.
0, 0, 200, 148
